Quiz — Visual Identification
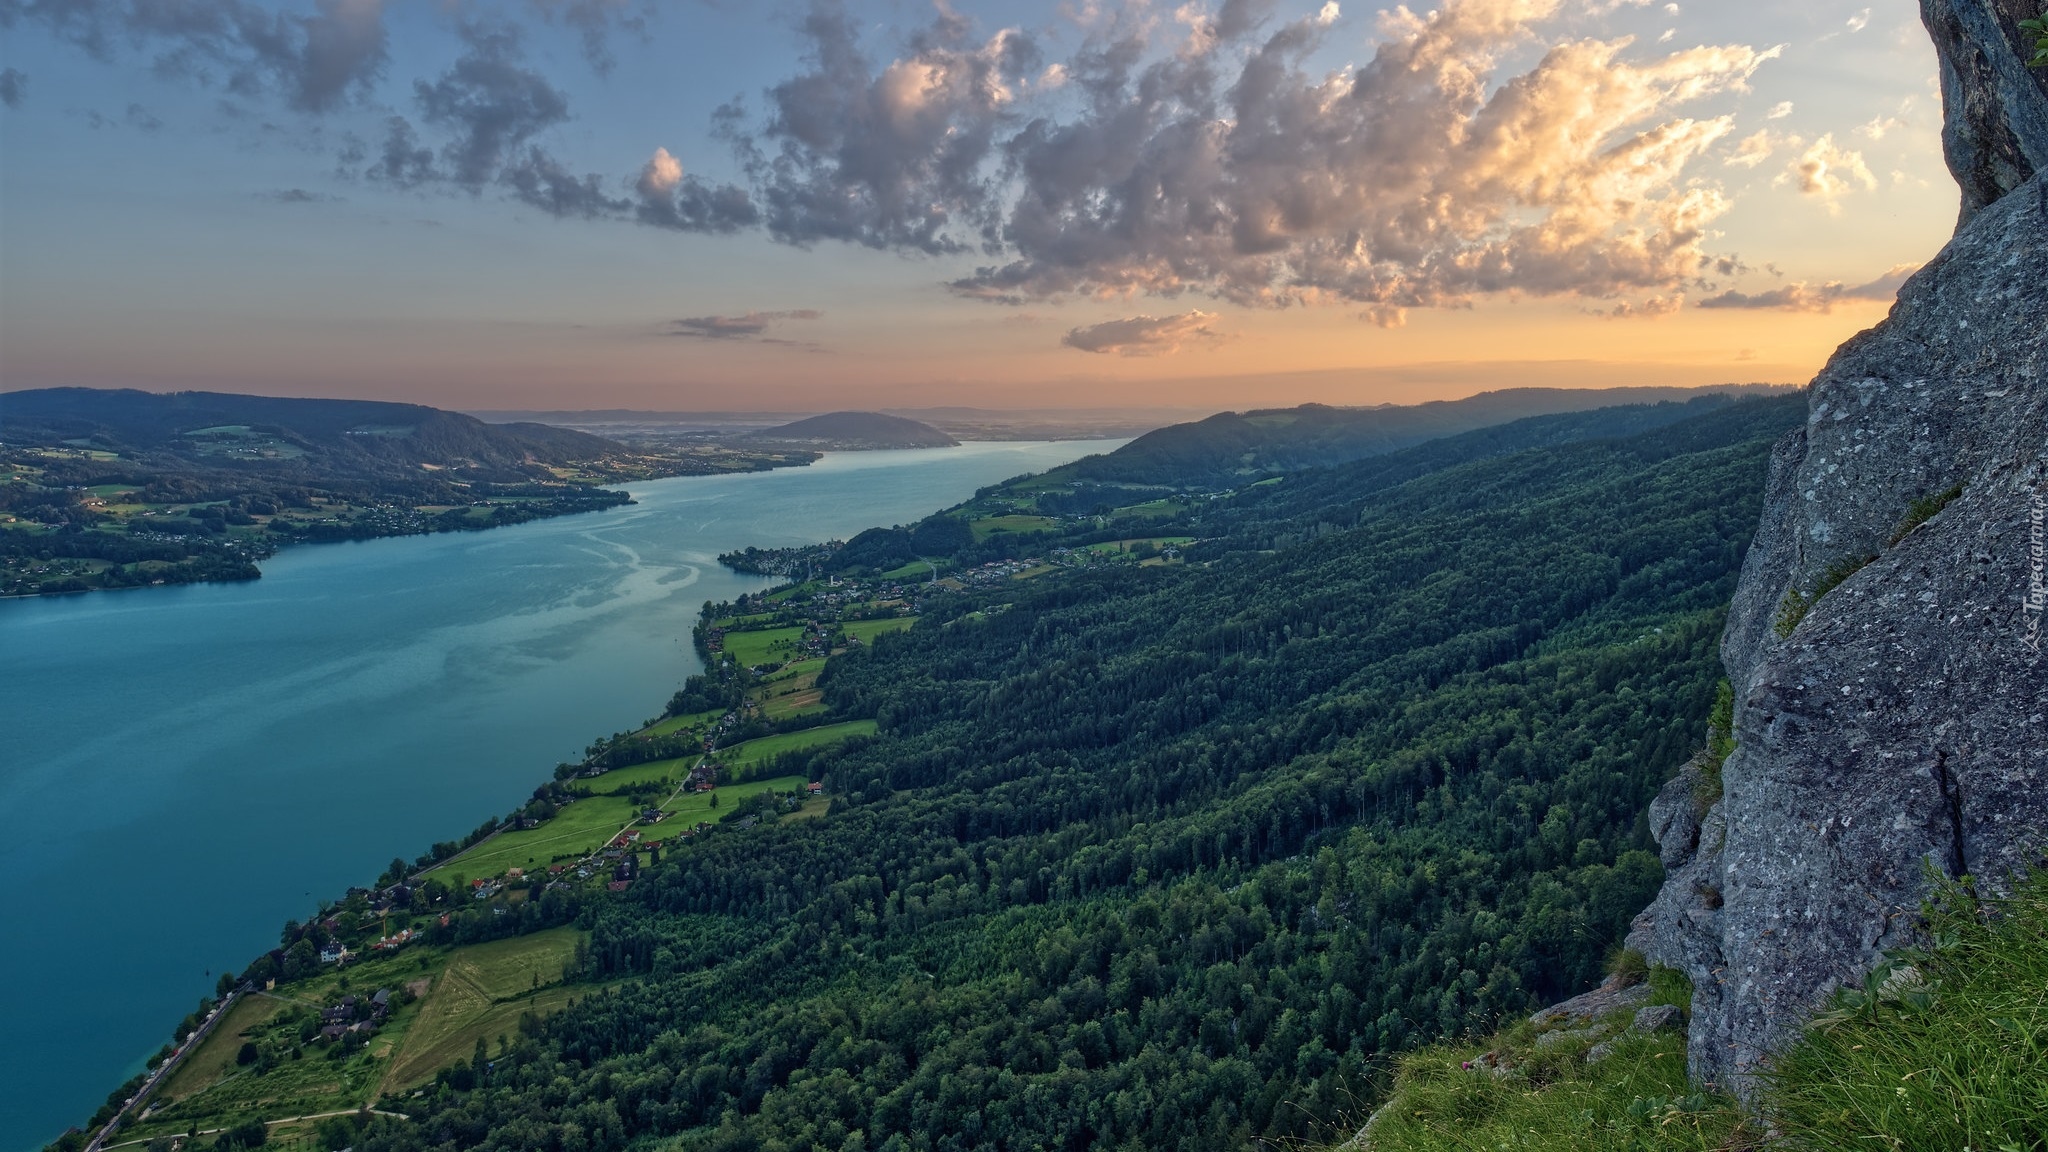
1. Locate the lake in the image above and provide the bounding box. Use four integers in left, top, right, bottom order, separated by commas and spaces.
0, 440, 1123, 1149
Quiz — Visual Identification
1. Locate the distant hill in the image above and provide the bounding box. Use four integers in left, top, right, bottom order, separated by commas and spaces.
0, 388, 623, 481
1044, 385, 1792, 487
745, 411, 958, 450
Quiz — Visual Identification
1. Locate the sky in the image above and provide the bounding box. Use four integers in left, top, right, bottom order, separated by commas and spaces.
0, 0, 1960, 413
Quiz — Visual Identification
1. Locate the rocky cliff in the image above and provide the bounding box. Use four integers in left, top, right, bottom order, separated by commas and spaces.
1627, 0, 2048, 1096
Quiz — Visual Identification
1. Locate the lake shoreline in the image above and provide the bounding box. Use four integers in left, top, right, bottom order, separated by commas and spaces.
3, 440, 1125, 1150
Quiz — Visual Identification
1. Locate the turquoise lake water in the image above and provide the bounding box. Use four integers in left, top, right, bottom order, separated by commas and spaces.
0, 440, 1122, 1149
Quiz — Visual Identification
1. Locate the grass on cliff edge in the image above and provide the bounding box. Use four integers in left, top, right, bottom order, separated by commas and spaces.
1760, 870, 2048, 1151
1354, 967, 1762, 1152
1352, 871, 2048, 1151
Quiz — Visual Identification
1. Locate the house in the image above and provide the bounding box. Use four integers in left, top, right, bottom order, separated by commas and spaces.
607, 880, 631, 892
807, 782, 824, 795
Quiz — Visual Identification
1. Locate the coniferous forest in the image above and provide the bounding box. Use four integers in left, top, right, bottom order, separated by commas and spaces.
207, 395, 1807, 1152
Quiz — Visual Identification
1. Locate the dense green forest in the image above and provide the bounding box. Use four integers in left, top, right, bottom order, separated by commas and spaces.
93, 394, 1802, 1152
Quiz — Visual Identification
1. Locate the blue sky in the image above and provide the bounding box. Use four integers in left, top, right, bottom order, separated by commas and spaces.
0, 0, 1959, 411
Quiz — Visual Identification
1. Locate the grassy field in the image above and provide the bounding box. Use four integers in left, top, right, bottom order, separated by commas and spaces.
1110, 499, 1180, 520
970, 514, 1058, 541
584, 756, 697, 794
754, 658, 829, 720
157, 995, 285, 1105
426, 794, 649, 886
722, 625, 807, 667
640, 776, 808, 842
381, 930, 588, 1091
641, 709, 720, 738
1080, 536, 1195, 555
841, 618, 914, 643
879, 560, 938, 579
721, 721, 876, 768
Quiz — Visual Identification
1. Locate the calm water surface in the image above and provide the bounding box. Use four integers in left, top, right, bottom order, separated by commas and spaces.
0, 440, 1121, 1149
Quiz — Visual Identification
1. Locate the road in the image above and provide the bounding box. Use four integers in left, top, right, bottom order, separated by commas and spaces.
84, 990, 240, 1152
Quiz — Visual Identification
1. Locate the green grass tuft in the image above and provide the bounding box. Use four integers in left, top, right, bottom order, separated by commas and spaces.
1887, 483, 1962, 545
1356, 967, 1761, 1151
1774, 554, 1875, 639
1761, 870, 2048, 1151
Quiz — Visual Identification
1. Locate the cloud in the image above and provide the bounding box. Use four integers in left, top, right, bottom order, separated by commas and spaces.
1855, 113, 1903, 140
504, 146, 628, 218
1766, 100, 1793, 119
526, 0, 650, 74
0, 0, 389, 114
925, 0, 1779, 311
1724, 128, 1774, 167
257, 187, 339, 203
667, 310, 825, 344
1845, 7, 1870, 32
635, 144, 759, 233
0, 68, 24, 108
732, 2, 1044, 254
1600, 293, 1685, 319
1776, 133, 1876, 210
1696, 262, 1917, 311
1062, 311, 1230, 355
410, 23, 570, 191
125, 102, 163, 131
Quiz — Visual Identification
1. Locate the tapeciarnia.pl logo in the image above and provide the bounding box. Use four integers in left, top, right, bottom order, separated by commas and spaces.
2026, 491, 2045, 656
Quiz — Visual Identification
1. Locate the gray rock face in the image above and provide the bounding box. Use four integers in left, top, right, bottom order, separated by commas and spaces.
1923, 0, 2048, 224
1634, 173, 2048, 1094
1629, 14, 2048, 1093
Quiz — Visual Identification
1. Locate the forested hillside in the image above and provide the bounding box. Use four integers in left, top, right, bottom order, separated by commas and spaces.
115, 394, 1802, 1152
1035, 385, 1788, 488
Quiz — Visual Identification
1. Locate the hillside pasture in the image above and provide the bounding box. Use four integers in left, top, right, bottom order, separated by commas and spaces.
721, 625, 807, 667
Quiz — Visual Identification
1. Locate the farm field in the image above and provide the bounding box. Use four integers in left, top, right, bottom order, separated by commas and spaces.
754, 658, 829, 720
155, 995, 285, 1105
969, 514, 1057, 541
722, 625, 806, 667
381, 929, 586, 1091
841, 618, 914, 643
721, 722, 876, 769
641, 709, 720, 738
427, 794, 650, 886
638, 776, 808, 843
1080, 536, 1195, 555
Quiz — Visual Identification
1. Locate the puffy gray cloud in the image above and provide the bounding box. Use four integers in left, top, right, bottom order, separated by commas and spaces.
367, 20, 626, 224
1696, 263, 1917, 311
412, 23, 570, 191
527, 0, 651, 74
0, 68, 25, 107
505, 146, 628, 218
735, 0, 1043, 254
667, 310, 824, 343
1062, 311, 1229, 355
635, 145, 760, 233
0, 0, 388, 114
365, 115, 436, 186
694, 0, 1779, 318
